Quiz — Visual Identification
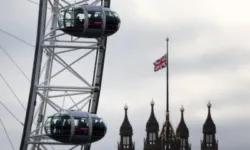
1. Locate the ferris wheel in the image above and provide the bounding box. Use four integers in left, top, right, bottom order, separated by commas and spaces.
19, 0, 120, 149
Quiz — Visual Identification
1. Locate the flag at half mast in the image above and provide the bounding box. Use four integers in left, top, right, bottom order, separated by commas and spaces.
153, 53, 167, 72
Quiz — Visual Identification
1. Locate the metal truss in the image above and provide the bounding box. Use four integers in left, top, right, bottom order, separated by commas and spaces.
20, 0, 111, 150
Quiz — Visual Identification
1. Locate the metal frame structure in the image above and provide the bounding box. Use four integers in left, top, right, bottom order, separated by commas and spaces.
20, 0, 111, 149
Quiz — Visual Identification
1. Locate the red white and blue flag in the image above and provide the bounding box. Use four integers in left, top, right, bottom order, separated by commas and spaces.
153, 54, 167, 72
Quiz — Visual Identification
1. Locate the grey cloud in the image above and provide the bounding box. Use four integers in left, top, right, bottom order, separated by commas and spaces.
171, 47, 250, 76
102, 20, 247, 89
182, 81, 250, 112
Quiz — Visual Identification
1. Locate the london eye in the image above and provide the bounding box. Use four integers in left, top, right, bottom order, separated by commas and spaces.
17, 0, 121, 150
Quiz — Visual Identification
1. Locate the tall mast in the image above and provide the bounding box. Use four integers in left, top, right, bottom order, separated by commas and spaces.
166, 37, 169, 150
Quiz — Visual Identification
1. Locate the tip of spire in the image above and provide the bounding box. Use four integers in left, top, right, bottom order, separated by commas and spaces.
166, 37, 169, 41
180, 105, 184, 112
124, 103, 128, 110
207, 101, 212, 108
150, 99, 155, 106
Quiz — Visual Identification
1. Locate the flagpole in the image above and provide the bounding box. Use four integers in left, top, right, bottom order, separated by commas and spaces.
166, 38, 169, 113
166, 37, 169, 150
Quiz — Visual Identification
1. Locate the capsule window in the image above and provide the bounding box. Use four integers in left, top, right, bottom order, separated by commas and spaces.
77, 13, 85, 21
112, 11, 119, 18
105, 11, 113, 17
63, 119, 70, 125
58, 12, 64, 28
79, 118, 88, 128
74, 119, 79, 126
94, 12, 101, 18
63, 8, 76, 27
88, 11, 102, 22
45, 118, 52, 134
53, 117, 61, 122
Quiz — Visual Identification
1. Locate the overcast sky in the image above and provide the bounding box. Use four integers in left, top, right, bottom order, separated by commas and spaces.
0, 0, 250, 150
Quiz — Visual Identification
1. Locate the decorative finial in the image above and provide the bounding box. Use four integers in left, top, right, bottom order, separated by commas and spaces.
166, 37, 169, 41
207, 101, 212, 108
150, 99, 155, 106
180, 105, 184, 112
124, 103, 128, 110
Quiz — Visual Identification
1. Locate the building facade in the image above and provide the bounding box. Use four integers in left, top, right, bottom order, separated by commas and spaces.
118, 101, 218, 150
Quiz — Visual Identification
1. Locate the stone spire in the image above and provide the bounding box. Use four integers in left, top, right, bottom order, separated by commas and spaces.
120, 103, 133, 135
146, 99, 159, 132
203, 101, 216, 134
176, 105, 189, 138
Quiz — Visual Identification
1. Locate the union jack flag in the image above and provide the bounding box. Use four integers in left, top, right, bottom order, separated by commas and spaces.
153, 54, 167, 72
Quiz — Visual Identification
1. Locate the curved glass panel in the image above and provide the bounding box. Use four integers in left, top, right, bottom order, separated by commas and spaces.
44, 117, 52, 134
61, 117, 71, 135
58, 6, 120, 38
87, 10, 102, 29
45, 111, 106, 144
74, 117, 89, 135
58, 7, 85, 28
91, 117, 106, 137
105, 10, 114, 17
74, 8, 84, 27
64, 8, 75, 28
53, 116, 63, 134
45, 112, 71, 136
104, 9, 120, 35
58, 11, 65, 28
112, 11, 119, 19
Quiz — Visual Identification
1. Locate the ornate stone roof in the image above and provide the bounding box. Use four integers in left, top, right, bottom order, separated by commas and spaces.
146, 100, 159, 132
176, 105, 189, 137
120, 104, 133, 135
203, 101, 216, 134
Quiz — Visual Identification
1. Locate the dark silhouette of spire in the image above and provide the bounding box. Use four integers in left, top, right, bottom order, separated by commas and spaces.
201, 101, 218, 150
176, 105, 191, 150
144, 100, 161, 150
176, 105, 189, 138
203, 101, 216, 134
120, 104, 133, 135
146, 99, 159, 132
118, 104, 135, 150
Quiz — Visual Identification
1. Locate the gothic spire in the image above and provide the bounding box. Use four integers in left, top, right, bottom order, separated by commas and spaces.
146, 99, 159, 132
203, 101, 216, 134
176, 105, 189, 138
120, 104, 133, 135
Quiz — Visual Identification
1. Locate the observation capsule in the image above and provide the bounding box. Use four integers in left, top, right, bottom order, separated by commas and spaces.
44, 110, 107, 144
58, 5, 121, 38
